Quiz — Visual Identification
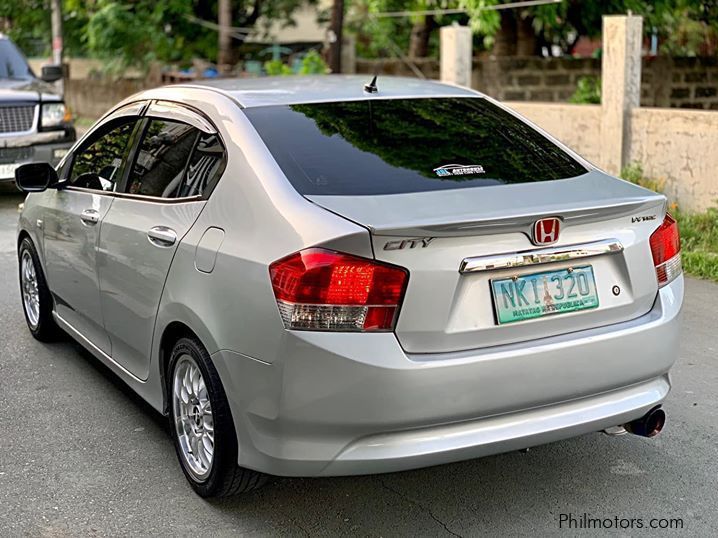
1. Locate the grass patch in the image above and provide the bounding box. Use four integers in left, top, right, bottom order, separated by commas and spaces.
675, 209, 718, 281
621, 162, 718, 282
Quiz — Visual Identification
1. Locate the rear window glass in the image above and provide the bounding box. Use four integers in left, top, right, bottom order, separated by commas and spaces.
243, 97, 587, 196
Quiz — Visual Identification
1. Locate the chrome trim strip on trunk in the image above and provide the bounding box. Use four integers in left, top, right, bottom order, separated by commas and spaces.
459, 238, 624, 273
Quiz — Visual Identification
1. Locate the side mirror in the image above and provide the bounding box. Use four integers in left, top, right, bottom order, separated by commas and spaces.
41, 64, 64, 83
15, 162, 58, 193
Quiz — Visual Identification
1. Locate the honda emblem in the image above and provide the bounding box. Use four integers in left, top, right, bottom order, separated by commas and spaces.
532, 217, 561, 246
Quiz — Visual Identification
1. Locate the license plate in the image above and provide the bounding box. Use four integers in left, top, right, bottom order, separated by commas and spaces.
491, 266, 599, 324
0, 163, 20, 180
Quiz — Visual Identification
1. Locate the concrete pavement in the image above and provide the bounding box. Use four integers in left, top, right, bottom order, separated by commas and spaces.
1, 192, 716, 536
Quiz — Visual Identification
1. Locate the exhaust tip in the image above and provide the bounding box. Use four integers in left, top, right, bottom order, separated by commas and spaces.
603, 425, 628, 436
625, 406, 666, 438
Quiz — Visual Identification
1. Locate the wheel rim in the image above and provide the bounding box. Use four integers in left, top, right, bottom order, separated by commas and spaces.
20, 250, 40, 329
172, 354, 215, 481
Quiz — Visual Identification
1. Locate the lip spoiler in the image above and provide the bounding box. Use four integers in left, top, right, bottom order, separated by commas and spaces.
306, 171, 666, 239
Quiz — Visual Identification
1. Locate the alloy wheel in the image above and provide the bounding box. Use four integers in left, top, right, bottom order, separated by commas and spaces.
20, 250, 40, 328
172, 354, 215, 481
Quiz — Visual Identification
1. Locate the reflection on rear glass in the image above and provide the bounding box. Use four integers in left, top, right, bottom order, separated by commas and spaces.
244, 98, 587, 196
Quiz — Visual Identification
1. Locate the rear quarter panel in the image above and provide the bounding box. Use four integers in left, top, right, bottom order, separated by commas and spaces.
151, 88, 373, 370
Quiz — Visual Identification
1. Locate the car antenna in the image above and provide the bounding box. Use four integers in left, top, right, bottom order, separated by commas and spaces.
364, 75, 378, 94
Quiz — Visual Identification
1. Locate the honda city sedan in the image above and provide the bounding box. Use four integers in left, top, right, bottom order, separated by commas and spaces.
15, 76, 682, 497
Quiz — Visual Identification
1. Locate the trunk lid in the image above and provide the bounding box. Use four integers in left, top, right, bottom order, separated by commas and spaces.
308, 171, 667, 353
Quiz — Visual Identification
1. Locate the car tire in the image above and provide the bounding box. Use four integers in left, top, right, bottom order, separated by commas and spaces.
18, 237, 61, 342
168, 336, 268, 497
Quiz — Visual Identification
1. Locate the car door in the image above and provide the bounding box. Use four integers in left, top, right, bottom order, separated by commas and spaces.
97, 101, 226, 380
42, 104, 145, 354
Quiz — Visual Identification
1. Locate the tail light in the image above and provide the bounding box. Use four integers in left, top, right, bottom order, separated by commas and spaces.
269, 248, 409, 331
649, 213, 682, 287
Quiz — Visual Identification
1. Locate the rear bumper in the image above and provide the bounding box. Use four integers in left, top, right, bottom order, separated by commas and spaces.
212, 276, 683, 477
323, 375, 669, 475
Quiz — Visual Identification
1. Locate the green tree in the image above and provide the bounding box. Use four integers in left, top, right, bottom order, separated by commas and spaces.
84, 0, 315, 72
1, 0, 88, 57
84, 0, 194, 73
461, 0, 718, 56
1, 0, 315, 73
347, 0, 465, 59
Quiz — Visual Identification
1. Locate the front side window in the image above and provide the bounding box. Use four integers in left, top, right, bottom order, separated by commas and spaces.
70, 118, 138, 191
126, 119, 198, 198
244, 97, 588, 196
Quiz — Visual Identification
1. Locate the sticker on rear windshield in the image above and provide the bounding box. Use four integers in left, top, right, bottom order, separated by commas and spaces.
433, 164, 485, 177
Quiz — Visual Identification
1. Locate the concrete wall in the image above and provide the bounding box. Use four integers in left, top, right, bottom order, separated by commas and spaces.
356, 58, 440, 79
356, 56, 718, 109
474, 57, 600, 102
64, 78, 151, 120
629, 107, 718, 211
505, 102, 602, 165
642, 56, 718, 109
502, 102, 717, 212
27, 58, 143, 80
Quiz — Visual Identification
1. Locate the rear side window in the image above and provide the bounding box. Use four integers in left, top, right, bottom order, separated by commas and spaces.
124, 119, 227, 199
244, 97, 587, 196
177, 133, 227, 198
127, 119, 198, 198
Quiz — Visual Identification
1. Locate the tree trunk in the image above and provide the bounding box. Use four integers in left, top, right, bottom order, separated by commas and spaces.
516, 15, 537, 56
493, 11, 517, 57
328, 0, 344, 73
50, 0, 64, 94
218, 0, 232, 74
408, 15, 435, 58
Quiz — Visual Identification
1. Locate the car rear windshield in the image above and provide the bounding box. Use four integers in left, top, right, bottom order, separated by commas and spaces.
243, 97, 587, 196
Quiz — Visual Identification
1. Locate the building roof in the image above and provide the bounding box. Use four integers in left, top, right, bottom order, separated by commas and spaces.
179, 75, 481, 108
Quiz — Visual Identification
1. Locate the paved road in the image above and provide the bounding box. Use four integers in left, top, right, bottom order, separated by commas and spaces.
1, 192, 717, 536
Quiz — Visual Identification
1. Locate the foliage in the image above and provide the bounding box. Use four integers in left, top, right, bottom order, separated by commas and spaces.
1, 0, 313, 73
461, 0, 500, 37
0, 0, 86, 57
676, 208, 718, 281
264, 58, 293, 76
347, 0, 416, 58
652, 1, 718, 56
298, 50, 329, 74
620, 162, 666, 194
461, 0, 718, 56
621, 162, 718, 281
569, 76, 601, 104
85, 1, 185, 74
264, 49, 329, 76
347, 0, 465, 58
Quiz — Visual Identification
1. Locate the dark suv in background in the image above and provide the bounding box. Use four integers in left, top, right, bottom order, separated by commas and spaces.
0, 34, 75, 184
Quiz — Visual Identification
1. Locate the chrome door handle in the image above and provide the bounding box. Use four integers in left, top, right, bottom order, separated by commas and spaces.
147, 226, 177, 247
80, 208, 100, 225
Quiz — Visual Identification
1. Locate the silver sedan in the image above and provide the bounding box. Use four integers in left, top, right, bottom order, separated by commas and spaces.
15, 76, 683, 497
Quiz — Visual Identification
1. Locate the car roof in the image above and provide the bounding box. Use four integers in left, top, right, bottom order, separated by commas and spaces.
174, 75, 482, 108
